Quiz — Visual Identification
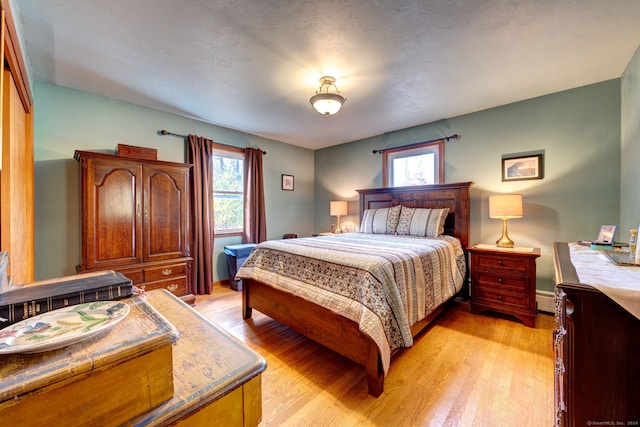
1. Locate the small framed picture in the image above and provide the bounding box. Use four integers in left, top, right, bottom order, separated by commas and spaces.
596, 225, 617, 243
281, 174, 294, 191
502, 154, 543, 181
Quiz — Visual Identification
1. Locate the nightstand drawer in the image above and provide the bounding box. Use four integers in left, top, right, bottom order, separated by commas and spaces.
473, 286, 530, 310
476, 272, 528, 292
476, 254, 527, 273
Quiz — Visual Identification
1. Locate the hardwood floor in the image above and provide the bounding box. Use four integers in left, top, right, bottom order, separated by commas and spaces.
194, 285, 555, 426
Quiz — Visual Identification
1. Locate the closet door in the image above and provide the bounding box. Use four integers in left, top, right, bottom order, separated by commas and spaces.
83, 157, 143, 270
143, 164, 190, 263
0, 0, 34, 286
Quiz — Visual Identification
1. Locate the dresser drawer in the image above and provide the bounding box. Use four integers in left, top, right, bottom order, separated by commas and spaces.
476, 272, 528, 292
473, 285, 530, 310
144, 263, 188, 282
116, 268, 143, 284
476, 254, 528, 273
142, 276, 190, 297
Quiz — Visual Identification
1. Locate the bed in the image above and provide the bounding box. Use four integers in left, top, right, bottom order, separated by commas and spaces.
237, 182, 472, 397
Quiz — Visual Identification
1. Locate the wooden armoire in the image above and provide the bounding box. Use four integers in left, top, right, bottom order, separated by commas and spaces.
75, 150, 195, 304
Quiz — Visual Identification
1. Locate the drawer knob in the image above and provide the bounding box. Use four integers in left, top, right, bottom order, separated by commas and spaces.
497, 278, 503, 283
162, 268, 172, 276
498, 295, 503, 300
498, 260, 504, 266
166, 283, 179, 292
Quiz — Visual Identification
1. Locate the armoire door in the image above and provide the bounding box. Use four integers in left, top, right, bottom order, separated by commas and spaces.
84, 157, 143, 270
143, 164, 190, 263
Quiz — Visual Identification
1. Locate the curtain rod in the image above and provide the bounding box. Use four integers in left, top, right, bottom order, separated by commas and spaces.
159, 129, 267, 155
372, 134, 460, 154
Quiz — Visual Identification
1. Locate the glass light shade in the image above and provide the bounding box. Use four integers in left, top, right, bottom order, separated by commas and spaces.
489, 194, 523, 218
330, 201, 348, 216
310, 93, 345, 117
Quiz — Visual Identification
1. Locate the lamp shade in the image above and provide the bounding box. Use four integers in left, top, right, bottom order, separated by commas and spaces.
330, 201, 348, 216
489, 194, 523, 219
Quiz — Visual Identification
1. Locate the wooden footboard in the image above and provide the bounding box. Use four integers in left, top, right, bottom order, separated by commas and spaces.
242, 278, 455, 397
243, 278, 385, 397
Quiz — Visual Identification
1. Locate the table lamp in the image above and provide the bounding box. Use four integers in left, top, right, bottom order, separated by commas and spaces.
489, 194, 523, 248
330, 201, 348, 233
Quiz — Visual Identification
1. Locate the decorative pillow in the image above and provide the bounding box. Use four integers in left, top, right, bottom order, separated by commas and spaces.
396, 206, 450, 237
359, 205, 402, 234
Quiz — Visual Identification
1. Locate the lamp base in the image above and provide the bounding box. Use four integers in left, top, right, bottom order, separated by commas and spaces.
333, 216, 342, 233
495, 236, 515, 248
496, 218, 515, 248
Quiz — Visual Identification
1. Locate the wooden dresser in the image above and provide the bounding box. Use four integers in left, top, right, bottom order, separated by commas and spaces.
468, 245, 540, 327
553, 242, 640, 426
75, 151, 195, 304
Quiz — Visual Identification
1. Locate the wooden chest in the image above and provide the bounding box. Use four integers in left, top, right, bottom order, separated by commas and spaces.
125, 290, 267, 426
0, 295, 178, 426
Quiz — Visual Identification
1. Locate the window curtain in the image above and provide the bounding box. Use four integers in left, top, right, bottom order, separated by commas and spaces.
243, 148, 267, 243
187, 134, 214, 294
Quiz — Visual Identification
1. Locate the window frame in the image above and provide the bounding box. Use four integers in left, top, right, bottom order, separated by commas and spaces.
212, 144, 245, 237
382, 140, 444, 187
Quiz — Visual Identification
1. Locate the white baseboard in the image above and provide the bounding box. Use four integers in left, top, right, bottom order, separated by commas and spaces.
536, 290, 555, 314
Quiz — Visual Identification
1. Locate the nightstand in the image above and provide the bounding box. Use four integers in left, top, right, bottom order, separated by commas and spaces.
467, 244, 541, 327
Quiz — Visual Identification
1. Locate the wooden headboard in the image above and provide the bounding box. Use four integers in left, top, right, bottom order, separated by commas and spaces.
356, 182, 473, 249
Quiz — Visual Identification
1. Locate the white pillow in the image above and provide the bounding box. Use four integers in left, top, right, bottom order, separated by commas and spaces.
396, 206, 449, 237
359, 205, 402, 234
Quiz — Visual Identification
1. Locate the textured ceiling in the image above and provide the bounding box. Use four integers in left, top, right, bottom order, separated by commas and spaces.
13, 0, 640, 150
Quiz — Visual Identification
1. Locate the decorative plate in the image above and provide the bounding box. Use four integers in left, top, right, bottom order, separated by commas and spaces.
0, 301, 130, 354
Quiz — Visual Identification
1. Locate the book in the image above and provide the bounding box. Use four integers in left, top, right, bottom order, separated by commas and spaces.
0, 270, 133, 329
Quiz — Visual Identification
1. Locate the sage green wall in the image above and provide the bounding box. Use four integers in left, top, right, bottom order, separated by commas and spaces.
33, 82, 315, 282
32, 78, 624, 291
621, 45, 640, 234
315, 80, 621, 292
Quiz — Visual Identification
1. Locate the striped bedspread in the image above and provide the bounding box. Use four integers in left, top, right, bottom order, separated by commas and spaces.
236, 232, 466, 374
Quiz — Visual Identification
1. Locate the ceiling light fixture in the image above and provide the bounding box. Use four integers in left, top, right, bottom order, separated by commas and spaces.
310, 76, 346, 117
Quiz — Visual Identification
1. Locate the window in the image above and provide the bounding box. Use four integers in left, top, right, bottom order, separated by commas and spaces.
213, 148, 244, 235
383, 140, 444, 187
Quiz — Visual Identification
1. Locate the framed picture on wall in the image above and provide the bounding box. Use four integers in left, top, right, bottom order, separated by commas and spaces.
281, 174, 294, 191
502, 154, 543, 181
